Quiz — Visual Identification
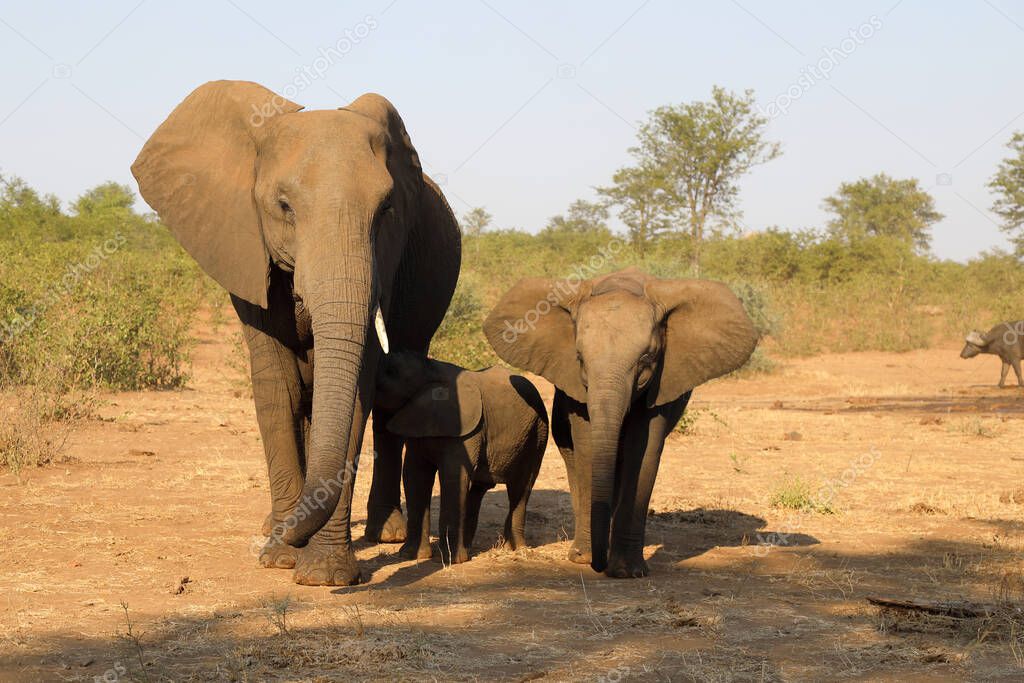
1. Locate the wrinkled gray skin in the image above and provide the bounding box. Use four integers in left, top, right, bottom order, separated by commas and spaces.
376, 351, 548, 565
484, 268, 758, 578
132, 81, 461, 585
961, 321, 1024, 387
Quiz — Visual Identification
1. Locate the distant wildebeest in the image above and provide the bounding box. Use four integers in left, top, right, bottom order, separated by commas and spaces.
960, 321, 1024, 387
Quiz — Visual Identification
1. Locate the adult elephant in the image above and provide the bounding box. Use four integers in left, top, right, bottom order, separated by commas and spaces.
132, 81, 461, 586
484, 268, 756, 578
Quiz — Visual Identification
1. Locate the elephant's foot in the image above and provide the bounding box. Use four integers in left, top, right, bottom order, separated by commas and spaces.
258, 538, 299, 569
397, 539, 433, 561
364, 507, 407, 544
567, 540, 592, 565
499, 533, 526, 551
292, 542, 361, 586
438, 543, 470, 566
604, 550, 649, 579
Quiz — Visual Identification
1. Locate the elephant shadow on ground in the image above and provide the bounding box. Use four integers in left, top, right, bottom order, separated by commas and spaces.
645, 508, 818, 568
344, 495, 819, 592
339, 488, 575, 592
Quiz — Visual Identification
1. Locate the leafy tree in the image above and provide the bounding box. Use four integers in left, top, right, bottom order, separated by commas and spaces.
989, 132, 1024, 255
72, 182, 135, 217
0, 173, 67, 241
541, 199, 610, 236
461, 207, 492, 236
598, 165, 671, 255
631, 86, 781, 274
823, 173, 942, 252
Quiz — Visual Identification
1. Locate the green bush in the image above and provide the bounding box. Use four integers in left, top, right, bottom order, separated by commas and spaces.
429, 273, 498, 369
769, 476, 836, 514
0, 233, 202, 391
1, 175, 205, 470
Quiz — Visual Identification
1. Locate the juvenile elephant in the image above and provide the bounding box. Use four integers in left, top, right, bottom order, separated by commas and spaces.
132, 81, 461, 585
484, 268, 757, 578
961, 321, 1024, 387
375, 351, 548, 564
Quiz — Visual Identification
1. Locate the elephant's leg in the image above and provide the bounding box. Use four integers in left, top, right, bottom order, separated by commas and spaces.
244, 325, 308, 570
559, 448, 594, 564
261, 512, 275, 537
464, 481, 492, 551
503, 445, 543, 551
261, 410, 311, 537
291, 406, 369, 587
398, 451, 435, 560
606, 394, 690, 578
291, 468, 363, 586
438, 454, 471, 565
567, 416, 594, 565
502, 478, 530, 551
1000, 361, 1010, 388
1013, 358, 1023, 387
364, 417, 407, 543
553, 391, 591, 564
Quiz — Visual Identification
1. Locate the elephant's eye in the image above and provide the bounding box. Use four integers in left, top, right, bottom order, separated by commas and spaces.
577, 352, 588, 384
278, 199, 293, 215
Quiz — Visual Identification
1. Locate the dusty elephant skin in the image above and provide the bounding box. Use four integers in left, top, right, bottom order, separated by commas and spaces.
131, 81, 461, 586
376, 351, 549, 565
484, 267, 758, 578
960, 321, 1024, 388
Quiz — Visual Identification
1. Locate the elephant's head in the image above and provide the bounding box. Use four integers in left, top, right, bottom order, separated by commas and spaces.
376, 350, 482, 438
961, 330, 988, 358
483, 268, 758, 572
132, 81, 434, 545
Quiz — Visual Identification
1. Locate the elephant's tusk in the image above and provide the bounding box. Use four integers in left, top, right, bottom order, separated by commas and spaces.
374, 304, 390, 354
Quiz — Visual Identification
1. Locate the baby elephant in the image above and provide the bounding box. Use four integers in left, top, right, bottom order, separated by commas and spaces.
961, 321, 1024, 387
376, 351, 548, 564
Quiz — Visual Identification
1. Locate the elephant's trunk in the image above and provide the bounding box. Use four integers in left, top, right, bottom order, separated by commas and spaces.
587, 375, 631, 573
280, 246, 377, 547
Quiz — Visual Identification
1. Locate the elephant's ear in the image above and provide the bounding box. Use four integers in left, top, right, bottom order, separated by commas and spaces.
386, 373, 482, 438
645, 279, 759, 407
131, 81, 302, 308
484, 278, 588, 403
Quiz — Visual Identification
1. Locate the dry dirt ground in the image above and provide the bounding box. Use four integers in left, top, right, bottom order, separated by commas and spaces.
4, 319, 1024, 681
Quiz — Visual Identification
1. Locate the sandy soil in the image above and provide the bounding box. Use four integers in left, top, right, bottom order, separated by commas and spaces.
3, 318, 1024, 681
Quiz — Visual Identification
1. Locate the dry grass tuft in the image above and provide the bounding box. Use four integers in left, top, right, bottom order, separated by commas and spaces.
951, 417, 998, 439
769, 476, 837, 515
599, 596, 721, 635
0, 384, 92, 474
908, 502, 947, 515
226, 627, 460, 677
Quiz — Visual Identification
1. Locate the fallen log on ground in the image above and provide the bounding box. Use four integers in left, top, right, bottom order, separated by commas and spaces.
866, 596, 1024, 620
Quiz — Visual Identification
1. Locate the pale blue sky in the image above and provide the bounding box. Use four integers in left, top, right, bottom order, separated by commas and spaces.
2, 1, 1023, 261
